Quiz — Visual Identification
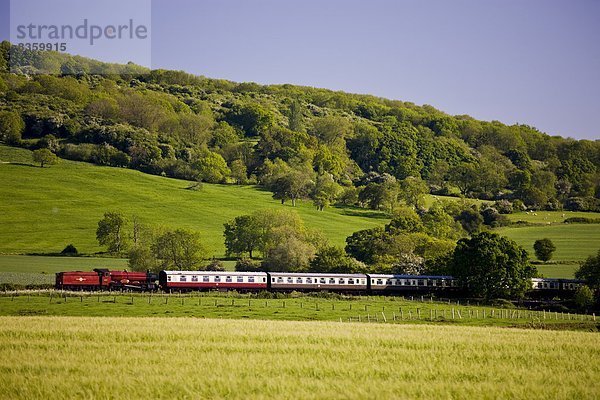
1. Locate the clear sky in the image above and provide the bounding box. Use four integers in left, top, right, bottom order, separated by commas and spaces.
1, 0, 599, 140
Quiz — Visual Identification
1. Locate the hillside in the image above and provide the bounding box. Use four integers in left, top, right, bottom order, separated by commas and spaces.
1, 42, 599, 218
0, 145, 386, 257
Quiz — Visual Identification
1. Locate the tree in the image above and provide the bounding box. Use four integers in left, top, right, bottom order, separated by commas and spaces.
575, 249, 600, 289
455, 208, 483, 234
127, 246, 158, 273
309, 246, 361, 273
448, 162, 479, 196
96, 212, 128, 254
399, 176, 428, 209
533, 238, 556, 262
573, 285, 594, 311
223, 215, 262, 258
287, 100, 304, 132
32, 148, 59, 168
194, 150, 230, 183
0, 111, 24, 144
229, 159, 248, 184
262, 234, 316, 272
225, 102, 274, 137
153, 229, 205, 270
271, 169, 314, 206
451, 232, 536, 299
312, 173, 341, 211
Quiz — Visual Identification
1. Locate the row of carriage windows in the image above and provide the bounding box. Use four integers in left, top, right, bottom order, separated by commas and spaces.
172, 276, 263, 283
273, 277, 364, 285
167, 275, 456, 286
536, 282, 579, 290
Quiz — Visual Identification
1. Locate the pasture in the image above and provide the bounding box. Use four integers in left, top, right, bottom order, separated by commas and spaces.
0, 145, 387, 256
0, 292, 595, 329
496, 224, 600, 269
0, 316, 598, 399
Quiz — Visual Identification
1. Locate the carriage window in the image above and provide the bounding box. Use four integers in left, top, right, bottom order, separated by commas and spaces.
248, 277, 255, 283
288, 277, 294, 284
306, 278, 313, 284
237, 276, 244, 283
339, 278, 345, 284
386, 279, 392, 285
329, 278, 336, 284
348, 278, 354, 284
167, 276, 172, 282
179, 276, 186, 282
376, 279, 383, 285
192, 276, 198, 282
277, 277, 284, 283
203, 276, 209, 282
319, 278, 326, 284
297, 278, 303, 284
214, 276, 221, 282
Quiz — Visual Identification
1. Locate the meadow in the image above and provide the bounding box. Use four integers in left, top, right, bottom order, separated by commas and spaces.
0, 145, 386, 256
496, 224, 600, 278
0, 316, 598, 399
0, 291, 595, 330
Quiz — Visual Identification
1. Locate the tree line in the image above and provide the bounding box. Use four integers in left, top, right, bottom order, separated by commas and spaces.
95, 208, 600, 304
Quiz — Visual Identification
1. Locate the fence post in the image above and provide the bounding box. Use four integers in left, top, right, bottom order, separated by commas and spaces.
381, 312, 387, 322
452, 308, 455, 319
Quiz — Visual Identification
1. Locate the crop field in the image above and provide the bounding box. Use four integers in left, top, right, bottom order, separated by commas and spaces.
0, 316, 598, 400
0, 145, 387, 256
0, 292, 595, 330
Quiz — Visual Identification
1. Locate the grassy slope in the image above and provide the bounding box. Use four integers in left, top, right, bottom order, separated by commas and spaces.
1, 317, 598, 399
0, 145, 387, 256
496, 224, 600, 278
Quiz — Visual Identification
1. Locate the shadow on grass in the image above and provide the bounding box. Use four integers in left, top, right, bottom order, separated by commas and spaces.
1, 162, 38, 168
337, 206, 389, 219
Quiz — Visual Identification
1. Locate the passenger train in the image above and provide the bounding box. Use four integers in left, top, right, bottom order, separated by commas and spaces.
55, 268, 584, 297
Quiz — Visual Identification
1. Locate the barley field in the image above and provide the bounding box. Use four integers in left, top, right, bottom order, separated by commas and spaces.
0, 317, 598, 399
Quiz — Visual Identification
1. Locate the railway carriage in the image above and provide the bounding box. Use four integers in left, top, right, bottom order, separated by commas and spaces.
268, 272, 368, 292
159, 270, 268, 292
530, 278, 585, 297
368, 274, 460, 294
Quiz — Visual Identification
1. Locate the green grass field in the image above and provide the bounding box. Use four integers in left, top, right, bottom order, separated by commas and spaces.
507, 210, 600, 224
0, 145, 387, 256
0, 292, 595, 329
497, 224, 600, 262
1, 316, 598, 399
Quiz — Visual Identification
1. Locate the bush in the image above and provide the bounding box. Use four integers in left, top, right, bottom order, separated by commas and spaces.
235, 258, 262, 272
61, 143, 96, 162
494, 200, 513, 214
60, 244, 78, 255
533, 238, 556, 262
564, 217, 600, 224
205, 259, 225, 271
565, 197, 600, 212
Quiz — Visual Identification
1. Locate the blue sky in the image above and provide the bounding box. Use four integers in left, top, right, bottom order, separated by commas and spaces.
2, 0, 599, 140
